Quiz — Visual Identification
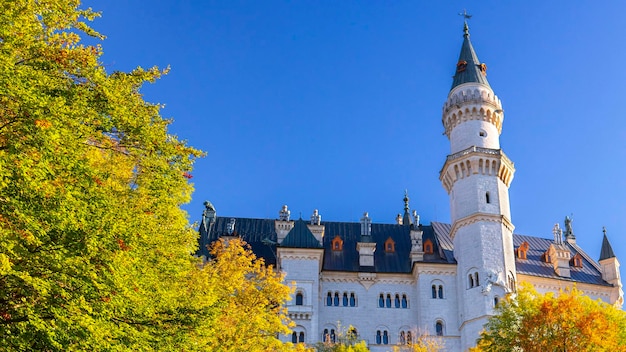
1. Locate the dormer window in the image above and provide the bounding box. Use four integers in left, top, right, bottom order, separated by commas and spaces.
424, 239, 434, 254
456, 60, 467, 73
331, 235, 343, 251
570, 253, 583, 268
515, 241, 529, 260
384, 237, 395, 253
541, 251, 551, 263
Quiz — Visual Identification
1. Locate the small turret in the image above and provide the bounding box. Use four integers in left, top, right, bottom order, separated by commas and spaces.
599, 227, 623, 308
307, 209, 325, 244
275, 205, 295, 244
549, 223, 571, 278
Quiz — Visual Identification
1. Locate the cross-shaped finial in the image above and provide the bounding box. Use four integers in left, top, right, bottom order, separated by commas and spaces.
459, 9, 472, 20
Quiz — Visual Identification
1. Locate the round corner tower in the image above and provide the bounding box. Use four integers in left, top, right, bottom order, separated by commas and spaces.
439, 22, 517, 350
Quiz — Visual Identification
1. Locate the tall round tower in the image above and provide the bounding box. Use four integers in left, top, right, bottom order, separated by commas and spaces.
439, 22, 517, 350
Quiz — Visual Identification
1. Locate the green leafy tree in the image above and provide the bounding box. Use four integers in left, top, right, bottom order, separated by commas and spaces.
472, 283, 626, 352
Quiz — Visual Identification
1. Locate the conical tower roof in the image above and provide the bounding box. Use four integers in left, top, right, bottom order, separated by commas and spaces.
451, 22, 490, 91
599, 228, 616, 260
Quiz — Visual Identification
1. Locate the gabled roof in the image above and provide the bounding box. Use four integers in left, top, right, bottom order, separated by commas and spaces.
451, 22, 491, 91
198, 217, 610, 286
281, 219, 322, 248
600, 232, 616, 260
513, 234, 609, 286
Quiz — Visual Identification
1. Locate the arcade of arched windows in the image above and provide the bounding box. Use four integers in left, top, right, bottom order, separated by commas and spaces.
378, 293, 409, 308
325, 291, 357, 307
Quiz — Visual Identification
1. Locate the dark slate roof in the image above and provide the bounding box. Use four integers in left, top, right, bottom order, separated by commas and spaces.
513, 235, 609, 286
600, 233, 616, 260
430, 223, 609, 286
281, 219, 323, 248
198, 217, 609, 286
451, 22, 491, 91
198, 217, 279, 266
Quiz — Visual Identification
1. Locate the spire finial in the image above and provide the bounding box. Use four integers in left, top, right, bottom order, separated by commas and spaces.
459, 9, 472, 37
603, 226, 607, 236
403, 189, 410, 211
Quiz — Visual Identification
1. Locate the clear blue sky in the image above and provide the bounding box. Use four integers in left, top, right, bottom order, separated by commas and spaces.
84, 1, 626, 266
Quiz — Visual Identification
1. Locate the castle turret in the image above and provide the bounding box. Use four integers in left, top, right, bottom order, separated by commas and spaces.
599, 228, 624, 308
439, 21, 517, 350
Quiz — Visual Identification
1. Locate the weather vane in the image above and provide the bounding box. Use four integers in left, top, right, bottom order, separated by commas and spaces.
459, 9, 472, 21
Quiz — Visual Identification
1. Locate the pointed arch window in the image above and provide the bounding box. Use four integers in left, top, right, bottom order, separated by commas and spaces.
401, 294, 408, 308
326, 292, 332, 306
378, 294, 384, 308
333, 292, 339, 306
386, 294, 392, 308
342, 292, 348, 306
350, 292, 356, 307
394, 294, 400, 308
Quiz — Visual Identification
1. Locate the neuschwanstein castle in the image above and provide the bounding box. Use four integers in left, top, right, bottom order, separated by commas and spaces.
197, 22, 624, 351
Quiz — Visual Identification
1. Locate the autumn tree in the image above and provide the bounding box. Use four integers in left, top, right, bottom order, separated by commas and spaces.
314, 325, 369, 352
192, 238, 295, 351
392, 331, 443, 352
472, 283, 626, 352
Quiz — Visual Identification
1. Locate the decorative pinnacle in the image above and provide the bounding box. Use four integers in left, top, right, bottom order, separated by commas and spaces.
403, 190, 410, 211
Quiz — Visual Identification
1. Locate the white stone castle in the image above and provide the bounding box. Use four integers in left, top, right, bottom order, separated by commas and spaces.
198, 22, 623, 351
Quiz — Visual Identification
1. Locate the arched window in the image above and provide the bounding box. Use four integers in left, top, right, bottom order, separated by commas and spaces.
379, 294, 384, 308
469, 274, 474, 288
386, 294, 391, 308
333, 292, 339, 306
383, 330, 389, 344
385, 237, 395, 253
394, 294, 400, 308
299, 332, 304, 343
407, 331, 412, 344
376, 330, 382, 344
400, 331, 406, 345
475, 272, 479, 286
431, 285, 437, 298
331, 235, 343, 251
350, 293, 356, 307
486, 192, 491, 204
494, 296, 500, 306
424, 239, 434, 254
292, 332, 297, 343
342, 292, 348, 307
326, 292, 332, 306
323, 328, 336, 343
401, 294, 408, 308
438, 285, 444, 299
295, 292, 303, 306
435, 321, 443, 336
